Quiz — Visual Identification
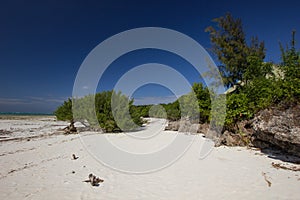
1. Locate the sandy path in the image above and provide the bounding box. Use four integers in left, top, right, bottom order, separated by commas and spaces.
0, 118, 299, 199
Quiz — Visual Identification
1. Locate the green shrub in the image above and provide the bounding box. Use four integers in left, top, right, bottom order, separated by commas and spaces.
54, 98, 73, 121
54, 90, 143, 132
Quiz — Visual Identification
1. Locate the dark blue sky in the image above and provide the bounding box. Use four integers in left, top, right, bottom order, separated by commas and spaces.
0, 0, 299, 113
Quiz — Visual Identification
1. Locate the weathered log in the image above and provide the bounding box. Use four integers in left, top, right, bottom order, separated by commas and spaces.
63, 120, 77, 134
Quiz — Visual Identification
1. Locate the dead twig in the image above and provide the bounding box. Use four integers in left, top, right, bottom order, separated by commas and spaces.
262, 172, 272, 187
72, 154, 78, 160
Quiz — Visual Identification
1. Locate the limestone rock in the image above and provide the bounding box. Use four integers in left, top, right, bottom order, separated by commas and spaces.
164, 119, 199, 134
215, 130, 249, 147
252, 104, 300, 157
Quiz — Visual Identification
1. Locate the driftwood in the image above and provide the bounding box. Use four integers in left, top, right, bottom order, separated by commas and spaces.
63, 120, 77, 134
262, 172, 272, 187
272, 162, 300, 171
83, 173, 104, 186
72, 154, 78, 160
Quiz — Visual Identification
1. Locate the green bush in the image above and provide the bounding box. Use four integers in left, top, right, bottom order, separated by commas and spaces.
148, 105, 167, 118
162, 100, 181, 121
54, 90, 143, 132
192, 83, 211, 123
54, 98, 73, 121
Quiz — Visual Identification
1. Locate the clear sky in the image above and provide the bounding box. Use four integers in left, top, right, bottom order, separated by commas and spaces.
1, 0, 299, 113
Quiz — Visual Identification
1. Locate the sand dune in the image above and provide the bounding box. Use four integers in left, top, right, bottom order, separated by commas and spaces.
0, 117, 299, 199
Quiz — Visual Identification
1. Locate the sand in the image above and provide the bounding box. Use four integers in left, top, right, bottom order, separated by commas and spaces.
0, 117, 299, 200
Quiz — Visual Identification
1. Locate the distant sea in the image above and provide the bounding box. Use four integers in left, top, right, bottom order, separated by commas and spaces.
0, 112, 54, 116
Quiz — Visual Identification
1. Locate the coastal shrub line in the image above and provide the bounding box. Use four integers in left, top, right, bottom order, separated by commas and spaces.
55, 13, 299, 134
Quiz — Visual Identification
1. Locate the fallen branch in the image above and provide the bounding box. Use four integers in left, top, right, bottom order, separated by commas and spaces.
272, 162, 300, 172
72, 154, 78, 160
262, 172, 272, 187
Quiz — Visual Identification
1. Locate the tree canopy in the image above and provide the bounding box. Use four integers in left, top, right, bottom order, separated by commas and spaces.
55, 90, 143, 132
205, 13, 267, 87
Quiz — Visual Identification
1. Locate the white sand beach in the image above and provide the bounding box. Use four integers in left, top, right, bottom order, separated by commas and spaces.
0, 116, 299, 200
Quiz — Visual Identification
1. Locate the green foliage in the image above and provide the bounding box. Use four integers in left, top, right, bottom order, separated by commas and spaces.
280, 31, 300, 78
54, 90, 143, 132
224, 75, 288, 129
156, 83, 212, 123
192, 83, 211, 123
205, 13, 266, 87
244, 56, 273, 84
132, 105, 150, 118
148, 105, 167, 118
54, 98, 73, 121
162, 101, 181, 121
55, 22, 299, 137
223, 31, 300, 130
204, 13, 300, 132
279, 30, 300, 101
156, 83, 211, 123
244, 78, 281, 109
111, 91, 142, 131
73, 94, 98, 126
178, 92, 199, 121
209, 94, 226, 129
225, 93, 251, 127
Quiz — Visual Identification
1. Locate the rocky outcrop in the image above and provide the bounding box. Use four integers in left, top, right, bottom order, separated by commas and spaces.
214, 104, 300, 156
164, 120, 180, 131
164, 104, 300, 157
252, 104, 300, 157
165, 119, 250, 146
214, 120, 253, 147
164, 119, 199, 134
215, 130, 250, 147
165, 119, 252, 146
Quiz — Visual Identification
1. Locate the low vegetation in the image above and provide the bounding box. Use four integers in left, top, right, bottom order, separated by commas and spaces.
55, 91, 143, 132
205, 14, 300, 131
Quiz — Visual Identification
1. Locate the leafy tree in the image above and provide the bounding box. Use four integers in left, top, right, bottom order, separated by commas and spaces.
279, 30, 300, 101
111, 91, 141, 131
131, 105, 151, 118
225, 93, 251, 128
178, 92, 199, 121
148, 105, 167, 118
192, 82, 211, 123
54, 90, 143, 132
162, 101, 181, 121
54, 98, 73, 121
280, 30, 300, 78
73, 94, 98, 126
205, 13, 266, 87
